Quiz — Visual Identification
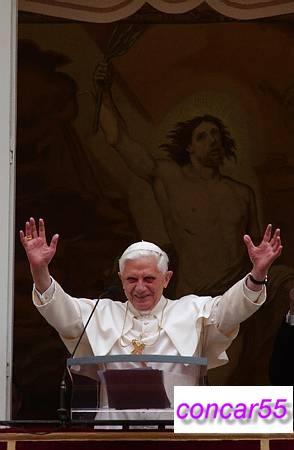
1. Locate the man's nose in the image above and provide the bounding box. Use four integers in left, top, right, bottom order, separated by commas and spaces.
135, 280, 146, 291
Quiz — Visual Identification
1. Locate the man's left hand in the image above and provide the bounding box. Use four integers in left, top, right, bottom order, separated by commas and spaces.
243, 224, 282, 282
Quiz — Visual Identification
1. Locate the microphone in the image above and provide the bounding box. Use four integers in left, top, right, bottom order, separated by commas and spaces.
57, 285, 119, 423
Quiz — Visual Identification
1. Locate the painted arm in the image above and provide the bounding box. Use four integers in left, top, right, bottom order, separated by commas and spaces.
97, 63, 155, 180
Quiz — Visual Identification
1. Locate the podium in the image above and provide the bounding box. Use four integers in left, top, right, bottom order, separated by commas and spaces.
66, 354, 207, 426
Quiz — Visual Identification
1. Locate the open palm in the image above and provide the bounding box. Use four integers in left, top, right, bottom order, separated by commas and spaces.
20, 218, 59, 268
243, 224, 282, 274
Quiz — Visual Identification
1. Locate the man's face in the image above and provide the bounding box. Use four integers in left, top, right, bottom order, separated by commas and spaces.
187, 121, 225, 168
119, 256, 173, 311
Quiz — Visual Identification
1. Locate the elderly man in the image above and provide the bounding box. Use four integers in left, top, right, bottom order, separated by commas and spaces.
21, 217, 281, 410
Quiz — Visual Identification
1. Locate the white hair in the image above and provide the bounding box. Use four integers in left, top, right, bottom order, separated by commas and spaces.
119, 242, 169, 273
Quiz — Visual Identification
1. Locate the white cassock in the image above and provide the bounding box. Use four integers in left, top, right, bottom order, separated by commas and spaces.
33, 276, 265, 419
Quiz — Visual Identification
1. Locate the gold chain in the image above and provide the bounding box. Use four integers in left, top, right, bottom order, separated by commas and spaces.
119, 298, 168, 354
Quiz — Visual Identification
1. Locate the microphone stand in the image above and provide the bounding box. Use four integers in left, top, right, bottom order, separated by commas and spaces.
57, 287, 116, 424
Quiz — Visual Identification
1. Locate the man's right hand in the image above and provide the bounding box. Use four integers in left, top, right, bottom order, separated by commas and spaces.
20, 217, 59, 293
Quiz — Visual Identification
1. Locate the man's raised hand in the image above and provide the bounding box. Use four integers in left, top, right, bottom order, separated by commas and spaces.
243, 224, 282, 281
20, 217, 59, 270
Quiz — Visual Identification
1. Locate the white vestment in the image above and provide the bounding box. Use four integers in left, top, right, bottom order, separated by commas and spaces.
33, 277, 265, 417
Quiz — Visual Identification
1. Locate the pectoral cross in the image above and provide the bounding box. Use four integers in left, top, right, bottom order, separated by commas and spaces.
131, 339, 145, 355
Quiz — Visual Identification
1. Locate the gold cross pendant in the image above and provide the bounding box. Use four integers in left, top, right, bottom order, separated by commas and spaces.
131, 339, 145, 355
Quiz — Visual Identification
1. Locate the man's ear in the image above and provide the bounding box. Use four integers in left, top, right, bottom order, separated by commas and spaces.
164, 270, 173, 288
118, 272, 122, 281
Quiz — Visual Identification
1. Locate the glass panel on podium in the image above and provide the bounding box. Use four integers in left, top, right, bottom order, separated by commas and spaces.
67, 354, 207, 426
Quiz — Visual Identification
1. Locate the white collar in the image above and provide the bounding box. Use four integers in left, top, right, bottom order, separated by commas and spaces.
127, 295, 167, 319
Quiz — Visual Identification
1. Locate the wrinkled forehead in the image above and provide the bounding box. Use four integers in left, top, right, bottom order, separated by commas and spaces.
120, 253, 162, 276
123, 253, 158, 269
